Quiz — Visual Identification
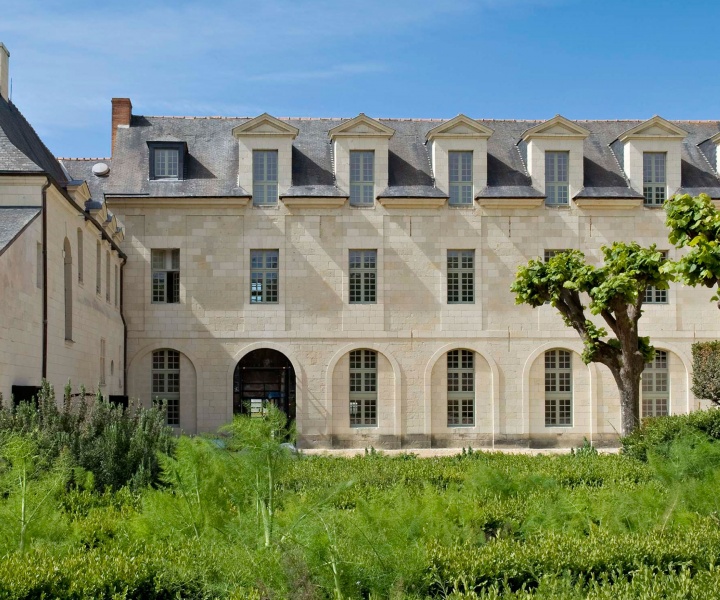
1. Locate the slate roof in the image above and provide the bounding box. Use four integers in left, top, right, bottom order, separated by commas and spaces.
0, 96, 68, 184
0, 207, 40, 254
61, 113, 720, 202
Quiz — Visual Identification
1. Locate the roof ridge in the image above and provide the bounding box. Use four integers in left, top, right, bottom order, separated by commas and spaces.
58, 157, 110, 161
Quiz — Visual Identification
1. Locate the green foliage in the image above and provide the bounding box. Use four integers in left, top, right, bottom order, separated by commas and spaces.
0, 380, 175, 490
621, 408, 720, 461
665, 192, 720, 299
691, 341, 720, 404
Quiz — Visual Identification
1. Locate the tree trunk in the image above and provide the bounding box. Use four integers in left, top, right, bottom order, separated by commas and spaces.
612, 366, 642, 436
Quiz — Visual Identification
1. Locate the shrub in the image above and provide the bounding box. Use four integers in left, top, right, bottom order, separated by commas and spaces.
692, 341, 720, 405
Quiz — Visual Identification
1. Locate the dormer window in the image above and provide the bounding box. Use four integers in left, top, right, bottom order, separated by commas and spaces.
643, 152, 666, 206
449, 151, 473, 206
545, 151, 569, 206
350, 150, 374, 206
253, 150, 279, 206
147, 142, 186, 180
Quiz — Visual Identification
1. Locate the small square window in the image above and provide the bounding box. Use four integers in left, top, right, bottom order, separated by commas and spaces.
148, 142, 186, 180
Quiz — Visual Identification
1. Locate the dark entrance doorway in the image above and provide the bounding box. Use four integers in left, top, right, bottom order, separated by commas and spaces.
233, 349, 296, 420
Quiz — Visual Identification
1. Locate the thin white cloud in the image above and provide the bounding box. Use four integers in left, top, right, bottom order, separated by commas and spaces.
247, 62, 388, 83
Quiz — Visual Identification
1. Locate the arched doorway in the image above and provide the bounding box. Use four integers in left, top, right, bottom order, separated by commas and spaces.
233, 349, 296, 420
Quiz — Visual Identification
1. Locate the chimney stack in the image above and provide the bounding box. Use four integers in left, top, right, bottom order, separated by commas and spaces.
0, 43, 10, 102
111, 97, 132, 155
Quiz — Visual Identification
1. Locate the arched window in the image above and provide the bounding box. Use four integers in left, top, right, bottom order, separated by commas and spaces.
545, 349, 572, 426
447, 350, 474, 426
96, 240, 101, 295
76, 228, 83, 283
106, 251, 111, 302
349, 349, 377, 426
152, 349, 180, 426
642, 350, 669, 417
63, 237, 72, 340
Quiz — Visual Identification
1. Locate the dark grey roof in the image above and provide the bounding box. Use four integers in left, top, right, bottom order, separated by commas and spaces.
0, 207, 40, 254
0, 97, 68, 184
59, 158, 112, 203
75, 114, 720, 202
679, 187, 720, 200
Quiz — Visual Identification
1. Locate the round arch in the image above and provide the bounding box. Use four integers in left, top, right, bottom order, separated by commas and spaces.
325, 343, 402, 438
648, 341, 693, 414
423, 343, 501, 446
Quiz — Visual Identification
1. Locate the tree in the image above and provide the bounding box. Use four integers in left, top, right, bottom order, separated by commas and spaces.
511, 242, 673, 435
665, 193, 720, 305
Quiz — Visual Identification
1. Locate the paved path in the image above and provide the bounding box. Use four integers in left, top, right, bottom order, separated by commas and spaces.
301, 446, 621, 457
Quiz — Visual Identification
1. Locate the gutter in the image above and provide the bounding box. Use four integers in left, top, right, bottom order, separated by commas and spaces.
120, 256, 127, 396
41, 178, 50, 379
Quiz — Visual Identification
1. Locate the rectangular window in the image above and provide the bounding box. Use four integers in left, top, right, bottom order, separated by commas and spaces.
449, 151, 473, 206
151, 249, 180, 304
349, 250, 377, 304
643, 152, 666, 206
250, 250, 279, 303
100, 338, 106, 386
106, 251, 111, 302
253, 150, 279, 206
349, 349, 377, 426
350, 150, 375, 206
545, 151, 569, 206
77, 229, 83, 283
152, 349, 180, 426
642, 350, 669, 417
447, 350, 474, 426
36, 242, 42, 289
545, 349, 572, 426
96, 241, 101, 295
447, 250, 475, 304
644, 251, 668, 304
154, 148, 179, 179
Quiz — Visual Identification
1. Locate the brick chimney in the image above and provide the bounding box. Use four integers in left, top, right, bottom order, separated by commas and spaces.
0, 43, 10, 102
111, 98, 132, 155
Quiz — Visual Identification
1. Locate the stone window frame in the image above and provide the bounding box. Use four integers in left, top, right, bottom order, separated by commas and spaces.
151, 249, 180, 304
152, 349, 180, 426
253, 149, 279, 206
642, 350, 669, 417
643, 152, 667, 206
349, 349, 377, 427
545, 151, 569, 206
349, 249, 377, 304
545, 349, 572, 427
349, 150, 375, 206
448, 151, 473, 206
447, 250, 475, 304
447, 349, 474, 426
250, 249, 279, 304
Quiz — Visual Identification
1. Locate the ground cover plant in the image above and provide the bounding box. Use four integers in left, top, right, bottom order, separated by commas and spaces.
1, 393, 720, 598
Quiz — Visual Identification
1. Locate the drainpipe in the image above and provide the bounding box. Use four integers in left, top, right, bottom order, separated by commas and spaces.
41, 178, 51, 380
120, 256, 127, 396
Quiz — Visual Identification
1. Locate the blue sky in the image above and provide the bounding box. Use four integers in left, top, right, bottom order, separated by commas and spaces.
1, 0, 717, 158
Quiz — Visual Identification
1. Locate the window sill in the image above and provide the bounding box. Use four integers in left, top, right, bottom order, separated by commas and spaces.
350, 425, 378, 429
252, 203, 280, 209
544, 425, 573, 429
545, 203, 571, 209
64, 338, 75, 346
447, 424, 475, 428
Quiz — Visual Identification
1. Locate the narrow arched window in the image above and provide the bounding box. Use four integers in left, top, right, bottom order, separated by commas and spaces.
642, 350, 669, 417
349, 349, 377, 426
77, 228, 83, 283
63, 237, 72, 340
448, 350, 474, 426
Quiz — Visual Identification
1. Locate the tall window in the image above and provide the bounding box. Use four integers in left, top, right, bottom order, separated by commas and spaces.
253, 150, 278, 206
447, 250, 474, 303
643, 152, 666, 206
152, 349, 180, 426
642, 350, 669, 417
545, 151, 569, 206
100, 338, 106, 386
449, 151, 473, 206
349, 350, 377, 426
106, 251, 111, 302
349, 250, 377, 304
350, 151, 374, 206
77, 229, 83, 283
545, 349, 572, 426
96, 240, 101, 295
115, 265, 120, 307
447, 350, 474, 426
644, 251, 668, 304
63, 237, 72, 341
250, 250, 279, 303
154, 148, 179, 179
151, 249, 180, 304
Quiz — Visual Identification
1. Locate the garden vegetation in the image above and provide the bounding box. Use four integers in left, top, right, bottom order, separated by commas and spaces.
2, 383, 720, 598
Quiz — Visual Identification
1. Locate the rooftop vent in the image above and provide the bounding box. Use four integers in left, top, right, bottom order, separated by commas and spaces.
92, 162, 110, 177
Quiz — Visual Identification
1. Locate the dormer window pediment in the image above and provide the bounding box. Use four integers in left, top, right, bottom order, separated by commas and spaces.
616, 116, 687, 201
330, 114, 394, 206
234, 114, 296, 205
521, 115, 588, 203
426, 115, 493, 205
